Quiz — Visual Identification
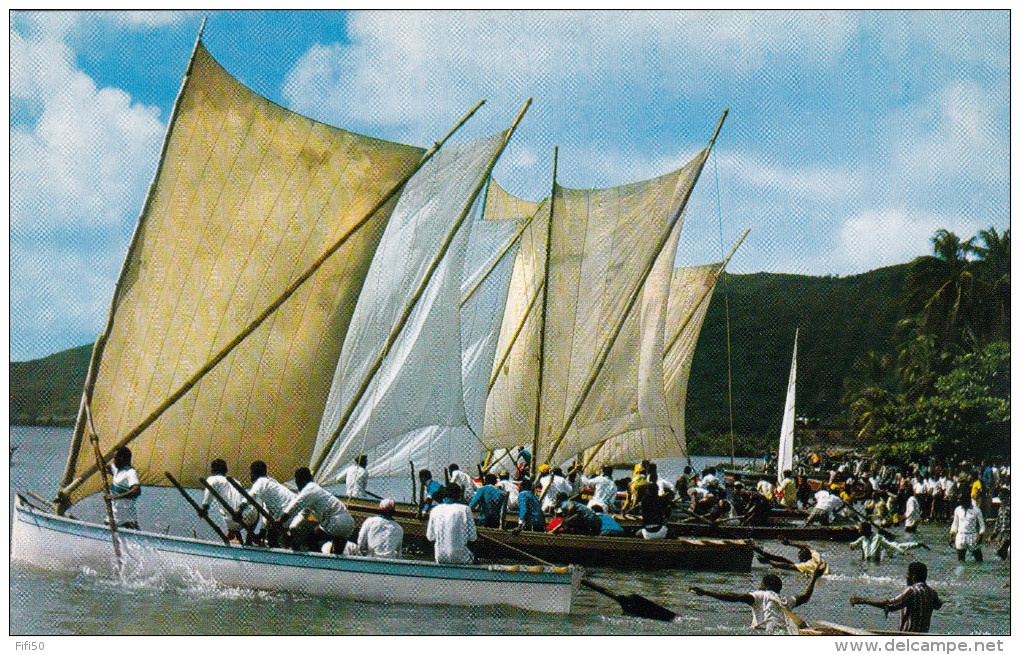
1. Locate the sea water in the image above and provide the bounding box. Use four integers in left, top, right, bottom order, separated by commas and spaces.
9, 426, 1011, 636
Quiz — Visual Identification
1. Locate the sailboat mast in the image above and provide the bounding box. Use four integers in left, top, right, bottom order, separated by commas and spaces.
310, 99, 534, 477
542, 109, 729, 466
531, 146, 558, 470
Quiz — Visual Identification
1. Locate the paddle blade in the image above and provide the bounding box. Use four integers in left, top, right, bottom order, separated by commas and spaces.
617, 594, 678, 622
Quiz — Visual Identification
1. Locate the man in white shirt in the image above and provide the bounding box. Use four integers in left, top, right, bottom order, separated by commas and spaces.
776, 470, 798, 509
538, 466, 573, 512
950, 494, 986, 562
495, 472, 520, 511
804, 488, 844, 526
105, 446, 141, 530
341, 455, 369, 499
582, 466, 618, 512
246, 460, 297, 547
355, 498, 403, 558
850, 522, 926, 562
699, 467, 722, 494
200, 459, 249, 544
903, 493, 922, 533
425, 483, 477, 564
447, 464, 477, 503
690, 567, 825, 634
279, 467, 355, 552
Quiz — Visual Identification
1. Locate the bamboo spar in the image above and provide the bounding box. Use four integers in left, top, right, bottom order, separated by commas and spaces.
310, 99, 534, 477
542, 109, 729, 466
57, 99, 487, 506
531, 146, 559, 471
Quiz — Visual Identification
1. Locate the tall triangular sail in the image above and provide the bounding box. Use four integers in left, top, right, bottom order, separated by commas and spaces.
777, 328, 799, 483
484, 151, 708, 467
585, 261, 722, 469
59, 42, 425, 504
482, 182, 549, 452
311, 131, 513, 482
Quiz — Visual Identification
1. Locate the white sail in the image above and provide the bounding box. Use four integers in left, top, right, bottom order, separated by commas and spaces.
777, 328, 799, 483
311, 131, 511, 482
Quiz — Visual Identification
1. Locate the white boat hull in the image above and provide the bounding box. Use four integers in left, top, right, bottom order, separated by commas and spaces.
11, 497, 579, 614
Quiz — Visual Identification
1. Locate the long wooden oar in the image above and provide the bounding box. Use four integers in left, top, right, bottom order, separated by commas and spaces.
476, 533, 677, 622
25, 490, 56, 512
91, 435, 123, 570
164, 472, 230, 545
225, 477, 275, 525
201, 478, 256, 535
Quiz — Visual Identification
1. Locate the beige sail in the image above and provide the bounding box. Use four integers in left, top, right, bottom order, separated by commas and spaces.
62, 42, 424, 504
483, 153, 707, 467
482, 180, 549, 451
585, 261, 723, 469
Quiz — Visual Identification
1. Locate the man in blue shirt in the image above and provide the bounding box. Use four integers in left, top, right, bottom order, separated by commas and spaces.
512, 478, 545, 532
418, 469, 444, 514
469, 474, 508, 528
591, 505, 626, 537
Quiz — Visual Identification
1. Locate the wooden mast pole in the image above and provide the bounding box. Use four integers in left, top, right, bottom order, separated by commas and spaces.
57, 99, 487, 506
542, 109, 729, 466
531, 147, 558, 472
310, 99, 534, 477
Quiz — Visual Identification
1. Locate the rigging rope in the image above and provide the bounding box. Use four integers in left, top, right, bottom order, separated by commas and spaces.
714, 152, 736, 469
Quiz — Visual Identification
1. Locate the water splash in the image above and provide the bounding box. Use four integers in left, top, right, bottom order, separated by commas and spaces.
73, 547, 288, 603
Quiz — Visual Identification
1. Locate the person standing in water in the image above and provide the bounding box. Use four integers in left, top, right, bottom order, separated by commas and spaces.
849, 561, 943, 633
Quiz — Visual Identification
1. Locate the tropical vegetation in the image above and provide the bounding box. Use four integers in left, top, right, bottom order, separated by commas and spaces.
842, 227, 1010, 464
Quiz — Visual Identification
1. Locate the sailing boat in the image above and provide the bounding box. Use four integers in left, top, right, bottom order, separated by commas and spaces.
777, 328, 799, 483
11, 34, 580, 614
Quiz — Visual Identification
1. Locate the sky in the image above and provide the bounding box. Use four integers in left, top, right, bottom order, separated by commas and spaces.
8, 9, 1011, 362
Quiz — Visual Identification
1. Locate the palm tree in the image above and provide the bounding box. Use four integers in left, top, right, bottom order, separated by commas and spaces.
842, 351, 896, 441
903, 229, 977, 350
966, 227, 1010, 345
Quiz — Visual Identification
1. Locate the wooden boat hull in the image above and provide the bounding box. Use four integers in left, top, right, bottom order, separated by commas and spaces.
346, 500, 856, 544
11, 497, 579, 613
664, 522, 861, 542
358, 512, 754, 571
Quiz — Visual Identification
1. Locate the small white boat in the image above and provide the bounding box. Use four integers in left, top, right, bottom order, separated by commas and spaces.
11, 497, 580, 614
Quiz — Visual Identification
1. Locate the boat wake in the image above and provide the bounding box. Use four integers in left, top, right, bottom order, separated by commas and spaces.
75, 551, 287, 603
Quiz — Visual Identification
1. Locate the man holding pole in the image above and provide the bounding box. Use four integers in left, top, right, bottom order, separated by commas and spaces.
199, 459, 249, 544
105, 447, 141, 530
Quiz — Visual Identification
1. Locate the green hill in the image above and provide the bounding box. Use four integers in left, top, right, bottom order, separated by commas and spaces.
10, 343, 93, 426
686, 264, 908, 455
10, 265, 909, 446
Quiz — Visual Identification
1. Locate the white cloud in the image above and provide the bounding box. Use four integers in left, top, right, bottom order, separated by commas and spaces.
833, 209, 979, 274
10, 16, 167, 360
280, 10, 859, 193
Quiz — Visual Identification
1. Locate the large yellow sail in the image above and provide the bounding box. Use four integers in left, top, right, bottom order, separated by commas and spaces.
61, 42, 424, 504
